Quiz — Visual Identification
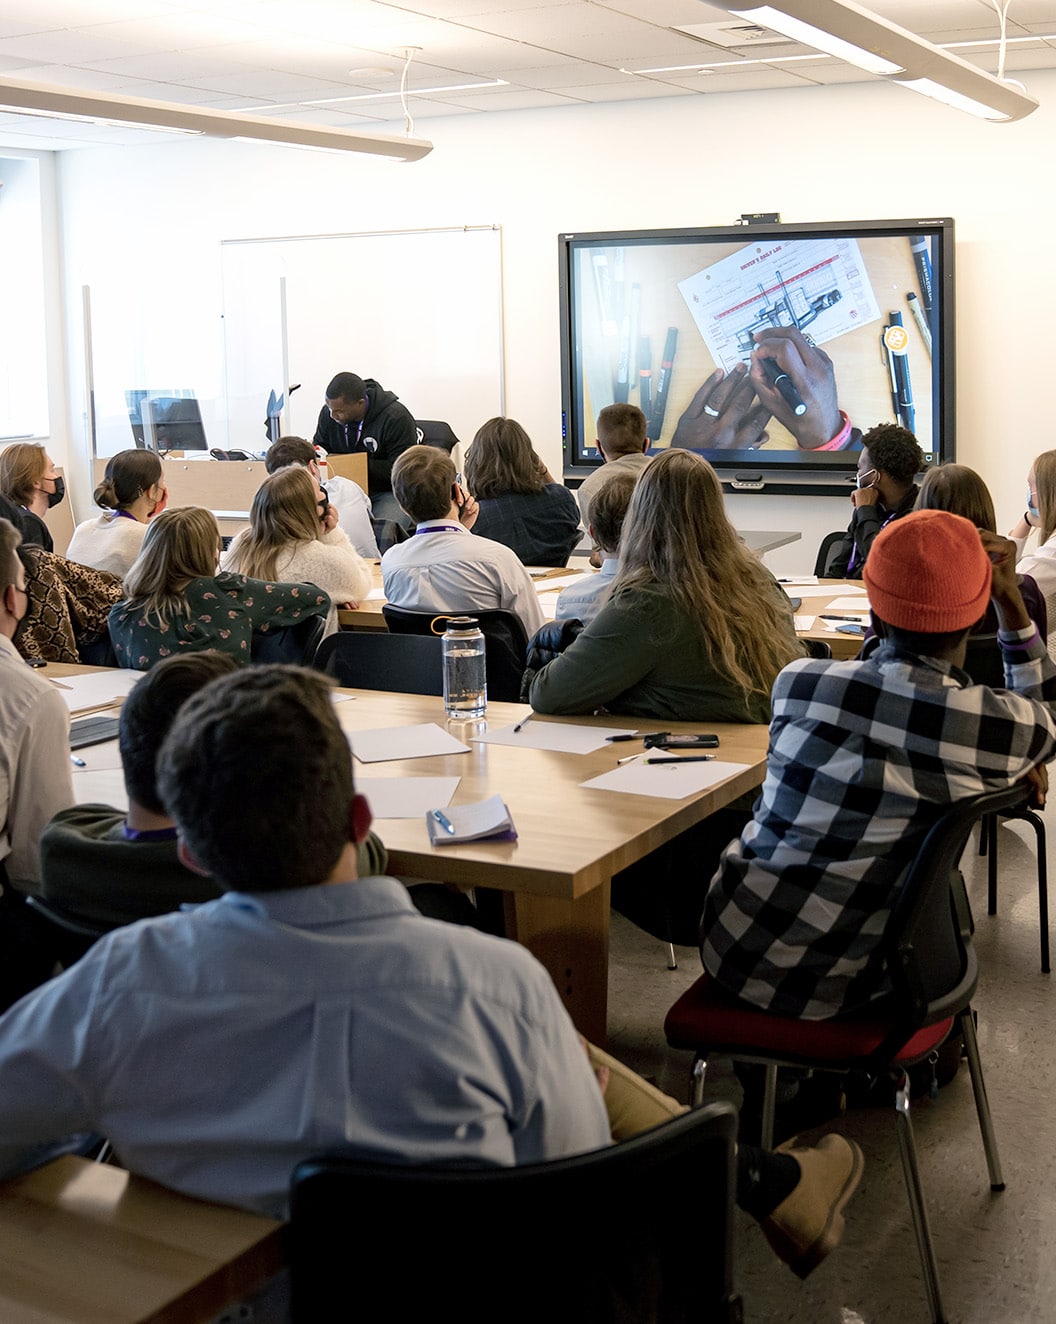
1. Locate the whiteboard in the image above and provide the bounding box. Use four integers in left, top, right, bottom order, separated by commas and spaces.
220, 226, 504, 453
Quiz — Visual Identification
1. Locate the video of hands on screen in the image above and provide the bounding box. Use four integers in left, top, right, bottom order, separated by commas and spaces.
562, 222, 949, 483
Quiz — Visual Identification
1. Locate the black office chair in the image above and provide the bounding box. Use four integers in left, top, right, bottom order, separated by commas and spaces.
814, 530, 847, 577
250, 613, 327, 667
382, 605, 529, 703
288, 1102, 741, 1324
371, 518, 409, 555
414, 419, 461, 454
801, 637, 832, 659
25, 895, 113, 968
666, 783, 1027, 1324
314, 631, 443, 696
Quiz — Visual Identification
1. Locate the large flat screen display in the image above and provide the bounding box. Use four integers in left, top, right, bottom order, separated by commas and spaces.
559, 218, 954, 494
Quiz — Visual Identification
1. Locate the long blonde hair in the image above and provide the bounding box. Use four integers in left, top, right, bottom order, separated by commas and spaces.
227, 467, 321, 582
1033, 450, 1056, 545
123, 506, 221, 627
0, 443, 49, 504
613, 450, 802, 698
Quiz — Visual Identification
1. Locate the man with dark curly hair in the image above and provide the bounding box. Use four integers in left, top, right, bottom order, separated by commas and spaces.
827, 423, 925, 578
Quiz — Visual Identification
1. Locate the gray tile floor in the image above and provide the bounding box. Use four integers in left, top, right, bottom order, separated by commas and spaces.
605, 814, 1056, 1323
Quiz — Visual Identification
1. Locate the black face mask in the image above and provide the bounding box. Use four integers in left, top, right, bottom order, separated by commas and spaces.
45, 476, 64, 508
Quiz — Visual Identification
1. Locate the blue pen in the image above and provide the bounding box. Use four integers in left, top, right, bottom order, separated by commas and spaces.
431, 809, 456, 836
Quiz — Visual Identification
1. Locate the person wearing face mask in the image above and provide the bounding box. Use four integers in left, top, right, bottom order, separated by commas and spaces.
0, 518, 74, 1008
66, 450, 168, 578
827, 424, 925, 579
1010, 452, 1056, 651
0, 444, 65, 553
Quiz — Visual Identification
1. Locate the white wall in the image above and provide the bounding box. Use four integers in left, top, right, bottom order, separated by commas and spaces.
51, 70, 1055, 571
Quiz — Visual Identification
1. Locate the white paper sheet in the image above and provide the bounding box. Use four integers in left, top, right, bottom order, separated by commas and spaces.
782, 585, 867, 600
364, 587, 387, 600
72, 769, 129, 810
581, 758, 750, 800
475, 721, 639, 755
778, 576, 819, 586
356, 776, 460, 819
350, 723, 471, 763
50, 669, 145, 714
534, 573, 592, 595
794, 615, 815, 630
821, 597, 872, 613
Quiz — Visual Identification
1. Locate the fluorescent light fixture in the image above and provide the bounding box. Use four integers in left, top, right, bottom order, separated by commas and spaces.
622, 54, 823, 74
235, 80, 509, 114
731, 5, 903, 74
0, 75, 433, 159
725, 0, 1039, 121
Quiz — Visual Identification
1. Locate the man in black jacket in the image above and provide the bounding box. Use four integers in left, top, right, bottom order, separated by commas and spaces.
314, 371, 417, 524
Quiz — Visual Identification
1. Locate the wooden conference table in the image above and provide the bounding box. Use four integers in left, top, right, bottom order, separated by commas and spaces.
56, 664, 769, 1043
0, 1156, 283, 1323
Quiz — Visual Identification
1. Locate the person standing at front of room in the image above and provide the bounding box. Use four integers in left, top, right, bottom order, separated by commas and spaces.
314, 372, 417, 525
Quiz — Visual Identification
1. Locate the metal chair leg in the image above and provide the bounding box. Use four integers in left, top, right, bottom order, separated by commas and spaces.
760, 1063, 778, 1150
691, 1055, 708, 1107
986, 815, 998, 916
893, 1069, 949, 1324
959, 1008, 1005, 1191
666, 941, 679, 971
1021, 808, 1050, 974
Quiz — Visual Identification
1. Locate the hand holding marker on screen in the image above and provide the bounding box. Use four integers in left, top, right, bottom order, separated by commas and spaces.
748, 327, 842, 451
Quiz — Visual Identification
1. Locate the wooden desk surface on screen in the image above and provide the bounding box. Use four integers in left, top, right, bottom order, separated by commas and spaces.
0, 1155, 283, 1324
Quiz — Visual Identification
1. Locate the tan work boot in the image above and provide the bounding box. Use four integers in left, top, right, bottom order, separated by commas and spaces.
761, 1133, 864, 1278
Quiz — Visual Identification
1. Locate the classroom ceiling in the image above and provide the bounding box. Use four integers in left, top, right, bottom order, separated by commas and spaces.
0, 0, 1054, 150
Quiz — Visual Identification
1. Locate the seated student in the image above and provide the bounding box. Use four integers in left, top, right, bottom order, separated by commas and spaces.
1010, 451, 1056, 649
15, 544, 123, 665
109, 506, 330, 670
575, 403, 651, 536
39, 651, 389, 931
382, 446, 545, 637
827, 424, 924, 578
702, 510, 1056, 1019
464, 418, 580, 567
554, 467, 636, 626
0, 664, 861, 1276
0, 519, 74, 1008
66, 450, 168, 578
527, 450, 802, 723
221, 467, 370, 637
265, 434, 379, 560
913, 463, 1046, 682
0, 443, 65, 552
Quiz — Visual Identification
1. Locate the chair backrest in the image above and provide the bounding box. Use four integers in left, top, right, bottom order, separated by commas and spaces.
414, 420, 460, 454
880, 783, 1031, 1036
250, 612, 327, 667
814, 529, 847, 577
288, 1102, 741, 1324
314, 631, 443, 695
382, 605, 529, 703
371, 518, 409, 555
25, 896, 113, 968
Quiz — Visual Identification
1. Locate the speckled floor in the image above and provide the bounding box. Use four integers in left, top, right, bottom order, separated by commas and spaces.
605, 815, 1056, 1323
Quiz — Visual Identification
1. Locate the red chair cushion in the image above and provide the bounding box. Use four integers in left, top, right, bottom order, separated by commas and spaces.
665, 973, 952, 1068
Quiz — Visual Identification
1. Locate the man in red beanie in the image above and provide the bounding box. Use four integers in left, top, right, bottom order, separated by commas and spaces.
702, 509, 1056, 1020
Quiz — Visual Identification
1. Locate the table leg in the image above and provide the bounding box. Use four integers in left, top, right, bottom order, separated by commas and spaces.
504, 881, 611, 1044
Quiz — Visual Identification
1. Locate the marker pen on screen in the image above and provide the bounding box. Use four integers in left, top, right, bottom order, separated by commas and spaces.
649, 327, 679, 441
907, 292, 932, 357
638, 335, 652, 420
760, 356, 807, 417
884, 312, 915, 434
910, 236, 933, 314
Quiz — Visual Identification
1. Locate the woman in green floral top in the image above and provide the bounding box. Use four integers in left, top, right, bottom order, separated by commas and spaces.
109, 506, 330, 670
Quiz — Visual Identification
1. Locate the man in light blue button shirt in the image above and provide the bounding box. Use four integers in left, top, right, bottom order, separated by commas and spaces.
0, 666, 610, 1218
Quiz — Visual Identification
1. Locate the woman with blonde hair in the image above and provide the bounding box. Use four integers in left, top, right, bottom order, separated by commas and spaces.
67, 449, 167, 578
222, 467, 370, 635
109, 506, 329, 670
1006, 451, 1056, 655
465, 417, 580, 566
0, 443, 65, 552
527, 448, 802, 722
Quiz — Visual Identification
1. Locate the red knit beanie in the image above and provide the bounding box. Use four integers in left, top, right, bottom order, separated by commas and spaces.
863, 509, 991, 632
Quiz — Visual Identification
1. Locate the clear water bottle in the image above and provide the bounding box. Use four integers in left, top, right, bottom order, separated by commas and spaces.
442, 616, 487, 720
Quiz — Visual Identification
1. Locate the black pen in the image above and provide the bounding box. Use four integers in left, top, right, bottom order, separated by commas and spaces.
605, 732, 665, 743
644, 755, 715, 765
760, 356, 806, 417
819, 613, 867, 622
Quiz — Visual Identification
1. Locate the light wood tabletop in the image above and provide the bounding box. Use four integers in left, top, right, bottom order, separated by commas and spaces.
330, 692, 770, 1039
0, 1156, 283, 1324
